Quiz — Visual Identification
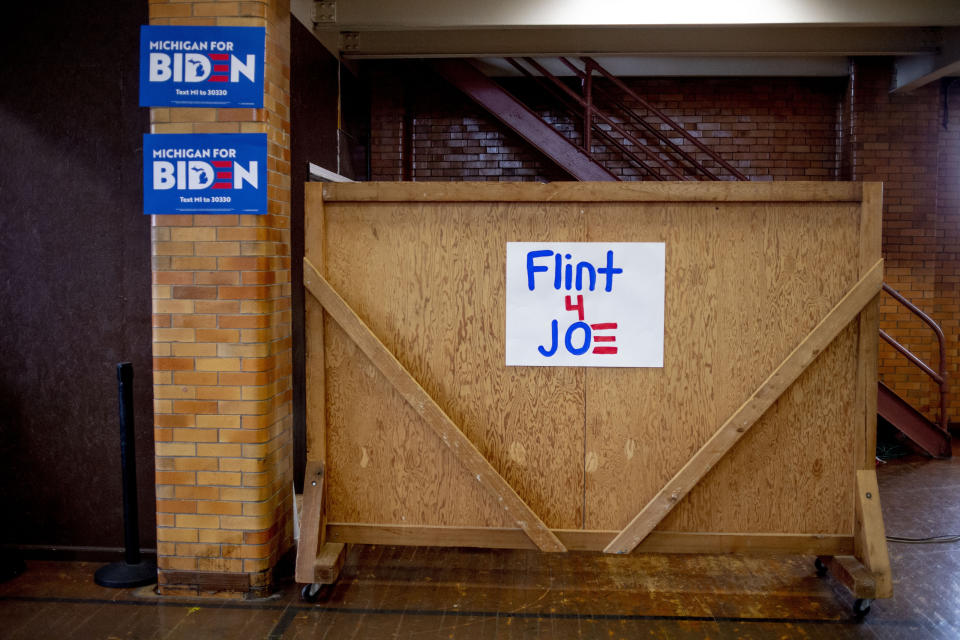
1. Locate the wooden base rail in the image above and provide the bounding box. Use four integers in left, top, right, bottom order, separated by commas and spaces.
324, 524, 854, 555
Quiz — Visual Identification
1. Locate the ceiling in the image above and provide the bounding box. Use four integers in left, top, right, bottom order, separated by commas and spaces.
290, 0, 960, 91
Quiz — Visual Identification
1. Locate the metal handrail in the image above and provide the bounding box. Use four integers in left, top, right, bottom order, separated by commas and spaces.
503, 57, 660, 180
880, 330, 944, 383
555, 57, 719, 180
505, 56, 748, 181
880, 283, 949, 433
581, 57, 750, 181
519, 57, 689, 180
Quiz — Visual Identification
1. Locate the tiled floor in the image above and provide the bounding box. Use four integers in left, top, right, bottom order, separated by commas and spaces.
2, 446, 959, 639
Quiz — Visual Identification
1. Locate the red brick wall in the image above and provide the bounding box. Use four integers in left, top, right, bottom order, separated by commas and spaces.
373, 69, 845, 182
848, 59, 944, 420
520, 77, 845, 182
936, 82, 960, 424
370, 66, 568, 182
369, 67, 405, 181
367, 61, 959, 424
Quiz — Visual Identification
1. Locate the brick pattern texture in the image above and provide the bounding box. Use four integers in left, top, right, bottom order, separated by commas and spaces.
936, 83, 960, 424
370, 67, 568, 183
849, 60, 945, 420
148, 0, 293, 596
368, 61, 959, 423
372, 70, 844, 183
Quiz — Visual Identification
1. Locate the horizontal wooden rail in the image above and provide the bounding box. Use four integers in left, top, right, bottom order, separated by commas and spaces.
326, 523, 854, 555
316, 181, 866, 203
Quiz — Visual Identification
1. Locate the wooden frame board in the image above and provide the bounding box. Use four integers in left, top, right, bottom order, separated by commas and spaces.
295, 181, 890, 597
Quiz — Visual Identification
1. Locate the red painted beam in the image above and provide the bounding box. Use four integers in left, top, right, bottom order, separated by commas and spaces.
432, 59, 618, 182
878, 382, 951, 458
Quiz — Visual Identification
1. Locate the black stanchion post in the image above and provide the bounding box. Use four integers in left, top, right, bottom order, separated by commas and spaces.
118, 361, 141, 567
94, 363, 156, 588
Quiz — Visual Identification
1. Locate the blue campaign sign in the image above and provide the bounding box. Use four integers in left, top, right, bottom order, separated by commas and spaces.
144, 133, 268, 215
139, 25, 265, 107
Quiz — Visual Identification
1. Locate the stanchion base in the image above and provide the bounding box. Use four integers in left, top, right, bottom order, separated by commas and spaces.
94, 561, 157, 588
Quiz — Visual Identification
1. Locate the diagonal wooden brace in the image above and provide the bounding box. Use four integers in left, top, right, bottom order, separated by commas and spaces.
303, 258, 567, 553
605, 259, 884, 554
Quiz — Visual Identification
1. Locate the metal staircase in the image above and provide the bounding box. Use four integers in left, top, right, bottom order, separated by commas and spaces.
878, 382, 950, 458
434, 57, 748, 182
878, 283, 951, 457
432, 60, 617, 181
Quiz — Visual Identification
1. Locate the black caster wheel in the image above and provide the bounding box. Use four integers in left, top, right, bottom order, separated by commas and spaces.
814, 557, 828, 577
853, 598, 872, 618
301, 583, 322, 602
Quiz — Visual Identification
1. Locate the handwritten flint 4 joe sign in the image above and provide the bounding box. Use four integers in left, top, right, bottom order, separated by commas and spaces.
139, 25, 265, 107
506, 242, 666, 367
143, 133, 267, 215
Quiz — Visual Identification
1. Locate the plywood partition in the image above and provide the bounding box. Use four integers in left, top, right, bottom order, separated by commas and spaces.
299, 182, 886, 580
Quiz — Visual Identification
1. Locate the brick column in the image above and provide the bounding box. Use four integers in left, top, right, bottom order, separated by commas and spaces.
148, 0, 293, 597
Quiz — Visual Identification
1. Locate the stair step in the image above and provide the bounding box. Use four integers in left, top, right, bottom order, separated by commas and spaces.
877, 382, 951, 458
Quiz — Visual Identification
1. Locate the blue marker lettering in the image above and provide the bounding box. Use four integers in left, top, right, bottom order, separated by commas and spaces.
526, 249, 552, 291
575, 261, 596, 291
564, 322, 592, 355
597, 250, 623, 292
538, 319, 559, 356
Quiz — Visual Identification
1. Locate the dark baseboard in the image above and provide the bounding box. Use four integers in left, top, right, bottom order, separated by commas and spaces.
2, 545, 157, 563
158, 546, 297, 598
160, 570, 253, 593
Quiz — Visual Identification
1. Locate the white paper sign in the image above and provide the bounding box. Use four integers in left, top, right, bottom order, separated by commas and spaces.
505, 242, 665, 367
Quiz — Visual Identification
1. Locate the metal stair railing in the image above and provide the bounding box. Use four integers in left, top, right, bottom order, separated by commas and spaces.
581, 57, 749, 181
879, 283, 949, 434
509, 56, 686, 180
503, 57, 662, 180
504, 56, 749, 182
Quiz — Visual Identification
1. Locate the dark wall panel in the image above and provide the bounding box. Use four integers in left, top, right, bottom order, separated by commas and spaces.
290, 18, 340, 491
0, 2, 154, 549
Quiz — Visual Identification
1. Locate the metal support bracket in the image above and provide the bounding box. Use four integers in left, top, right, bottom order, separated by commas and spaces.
313, 1, 336, 25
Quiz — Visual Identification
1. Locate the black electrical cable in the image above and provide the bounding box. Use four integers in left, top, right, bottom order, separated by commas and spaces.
886, 534, 960, 544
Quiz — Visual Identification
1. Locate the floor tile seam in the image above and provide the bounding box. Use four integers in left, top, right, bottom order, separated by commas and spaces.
1, 595, 946, 629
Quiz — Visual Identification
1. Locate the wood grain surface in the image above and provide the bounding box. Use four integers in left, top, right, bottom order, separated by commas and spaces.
304, 257, 565, 551
304, 181, 882, 553
319, 181, 863, 203
304, 185, 327, 463
294, 461, 325, 584
855, 469, 893, 598
858, 183, 883, 470
817, 555, 878, 599
318, 202, 587, 531
605, 260, 882, 553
